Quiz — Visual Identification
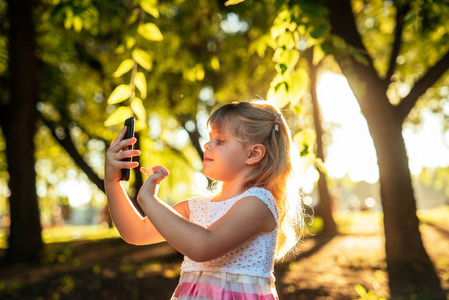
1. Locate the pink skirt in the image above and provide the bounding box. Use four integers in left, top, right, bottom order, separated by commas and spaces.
171, 271, 279, 300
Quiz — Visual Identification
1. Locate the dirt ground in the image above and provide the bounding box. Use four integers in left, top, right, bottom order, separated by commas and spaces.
0, 214, 448, 300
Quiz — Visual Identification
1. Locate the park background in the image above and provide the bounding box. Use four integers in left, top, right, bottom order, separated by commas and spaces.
0, 0, 449, 299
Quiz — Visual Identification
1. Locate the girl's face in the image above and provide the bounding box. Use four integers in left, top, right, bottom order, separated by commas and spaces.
203, 125, 251, 183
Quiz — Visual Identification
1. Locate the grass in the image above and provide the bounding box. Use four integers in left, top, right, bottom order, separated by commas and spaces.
0, 206, 447, 249
0, 207, 448, 299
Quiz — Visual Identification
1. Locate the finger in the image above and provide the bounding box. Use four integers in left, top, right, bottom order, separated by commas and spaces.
110, 126, 127, 147
150, 166, 170, 184
119, 161, 139, 170
118, 149, 141, 160
152, 165, 170, 177
110, 136, 137, 153
140, 167, 154, 177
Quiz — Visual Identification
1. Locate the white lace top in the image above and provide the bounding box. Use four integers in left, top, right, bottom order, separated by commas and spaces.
180, 187, 279, 279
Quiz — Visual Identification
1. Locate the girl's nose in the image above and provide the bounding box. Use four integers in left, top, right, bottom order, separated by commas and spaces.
204, 141, 211, 151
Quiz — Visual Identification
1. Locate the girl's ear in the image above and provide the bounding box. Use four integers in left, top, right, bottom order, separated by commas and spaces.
246, 144, 266, 165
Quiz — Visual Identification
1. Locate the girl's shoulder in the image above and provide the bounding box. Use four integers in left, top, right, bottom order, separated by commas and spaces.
242, 187, 278, 218
244, 187, 274, 202
186, 194, 214, 206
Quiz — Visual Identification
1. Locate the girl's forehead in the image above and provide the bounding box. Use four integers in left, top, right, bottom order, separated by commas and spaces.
208, 123, 235, 137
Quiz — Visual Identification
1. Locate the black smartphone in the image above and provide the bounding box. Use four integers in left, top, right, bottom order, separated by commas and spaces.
120, 117, 135, 181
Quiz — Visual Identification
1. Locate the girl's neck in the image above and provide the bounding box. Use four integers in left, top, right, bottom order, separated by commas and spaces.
213, 182, 246, 202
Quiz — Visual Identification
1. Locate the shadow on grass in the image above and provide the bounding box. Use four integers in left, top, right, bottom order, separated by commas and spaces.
274, 233, 338, 300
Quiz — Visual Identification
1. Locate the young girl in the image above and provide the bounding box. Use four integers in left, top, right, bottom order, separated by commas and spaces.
104, 101, 305, 299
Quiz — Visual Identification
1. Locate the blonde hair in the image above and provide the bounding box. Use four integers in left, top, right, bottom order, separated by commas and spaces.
207, 100, 304, 260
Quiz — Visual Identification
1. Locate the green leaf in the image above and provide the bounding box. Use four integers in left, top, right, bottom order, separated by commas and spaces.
313, 45, 325, 66
137, 23, 164, 41
298, 1, 328, 19
224, 0, 245, 6
354, 284, 367, 296
107, 84, 132, 104
288, 69, 309, 104
293, 129, 316, 157
300, 145, 309, 156
125, 36, 136, 49
140, 0, 159, 18
267, 81, 289, 108
112, 59, 134, 78
211, 57, 220, 71
331, 35, 347, 50
104, 106, 133, 127
73, 16, 83, 32
130, 97, 146, 121
182, 64, 205, 82
310, 23, 329, 39
134, 72, 147, 99
279, 64, 287, 74
132, 49, 153, 71
127, 12, 139, 26
274, 0, 286, 11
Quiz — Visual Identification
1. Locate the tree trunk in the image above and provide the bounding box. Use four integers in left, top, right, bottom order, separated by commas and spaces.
324, 0, 443, 295
2, 0, 43, 263
305, 48, 337, 236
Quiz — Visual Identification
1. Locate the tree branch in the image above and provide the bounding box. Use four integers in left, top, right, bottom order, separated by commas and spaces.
323, 0, 389, 102
385, 2, 410, 82
395, 50, 449, 122
40, 115, 105, 193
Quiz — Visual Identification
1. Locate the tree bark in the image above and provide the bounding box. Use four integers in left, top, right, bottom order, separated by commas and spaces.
323, 0, 443, 295
1, 0, 43, 263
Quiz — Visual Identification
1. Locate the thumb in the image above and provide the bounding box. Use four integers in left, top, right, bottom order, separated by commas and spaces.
151, 166, 169, 184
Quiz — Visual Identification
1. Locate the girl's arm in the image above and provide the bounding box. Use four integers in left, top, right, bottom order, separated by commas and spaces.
139, 167, 276, 262
104, 127, 189, 245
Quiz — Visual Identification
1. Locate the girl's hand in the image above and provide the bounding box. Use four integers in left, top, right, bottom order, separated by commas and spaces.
138, 166, 169, 202
105, 127, 140, 183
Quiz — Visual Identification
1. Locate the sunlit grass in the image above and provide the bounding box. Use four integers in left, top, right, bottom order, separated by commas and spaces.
0, 224, 121, 249
42, 224, 120, 244
417, 205, 449, 226
0, 206, 447, 249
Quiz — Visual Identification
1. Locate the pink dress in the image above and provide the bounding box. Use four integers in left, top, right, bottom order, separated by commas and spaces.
171, 187, 279, 300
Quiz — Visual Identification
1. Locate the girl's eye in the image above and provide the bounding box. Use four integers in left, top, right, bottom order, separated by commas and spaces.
216, 139, 224, 145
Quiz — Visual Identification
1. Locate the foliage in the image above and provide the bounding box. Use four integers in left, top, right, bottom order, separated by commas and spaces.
104, 0, 162, 130
354, 284, 387, 300
1, 0, 286, 239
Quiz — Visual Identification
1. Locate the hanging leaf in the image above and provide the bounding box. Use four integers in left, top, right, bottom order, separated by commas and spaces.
267, 81, 289, 108
130, 97, 146, 121
73, 16, 83, 32
211, 57, 220, 71
134, 72, 147, 99
224, 0, 246, 6
287, 69, 309, 105
293, 129, 316, 153
275, 49, 300, 72
310, 22, 329, 39
195, 64, 205, 81
140, 0, 159, 18
125, 36, 136, 49
107, 84, 132, 104
313, 45, 325, 66
112, 59, 134, 78
137, 23, 164, 41
104, 106, 133, 127
127, 12, 139, 26
132, 49, 153, 71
